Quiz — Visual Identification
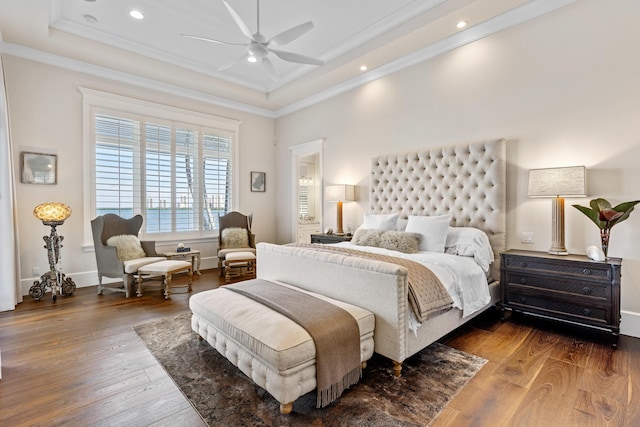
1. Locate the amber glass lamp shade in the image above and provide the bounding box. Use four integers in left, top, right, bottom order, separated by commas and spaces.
33, 202, 72, 225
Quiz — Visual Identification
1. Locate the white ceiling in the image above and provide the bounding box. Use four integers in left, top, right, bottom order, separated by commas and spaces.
0, 0, 577, 114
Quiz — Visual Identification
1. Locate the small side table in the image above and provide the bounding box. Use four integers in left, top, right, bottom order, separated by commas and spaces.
310, 233, 353, 244
163, 249, 202, 275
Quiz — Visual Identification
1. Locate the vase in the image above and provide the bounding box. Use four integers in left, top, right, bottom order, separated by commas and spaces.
600, 228, 610, 259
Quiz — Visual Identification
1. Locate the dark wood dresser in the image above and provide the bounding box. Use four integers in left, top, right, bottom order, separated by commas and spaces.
310, 233, 352, 244
500, 249, 622, 346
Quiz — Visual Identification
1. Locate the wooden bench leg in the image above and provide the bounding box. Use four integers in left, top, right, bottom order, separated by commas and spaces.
280, 402, 293, 414
392, 360, 402, 377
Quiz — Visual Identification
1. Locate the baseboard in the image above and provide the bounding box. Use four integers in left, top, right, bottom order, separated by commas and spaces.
20, 256, 218, 296
621, 310, 640, 339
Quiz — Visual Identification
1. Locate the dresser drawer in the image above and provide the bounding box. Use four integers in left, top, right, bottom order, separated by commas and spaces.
504, 273, 610, 300
504, 257, 612, 281
505, 291, 609, 325
500, 250, 622, 346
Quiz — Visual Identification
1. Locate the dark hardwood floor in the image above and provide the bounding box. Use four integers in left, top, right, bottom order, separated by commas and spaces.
1, 270, 638, 426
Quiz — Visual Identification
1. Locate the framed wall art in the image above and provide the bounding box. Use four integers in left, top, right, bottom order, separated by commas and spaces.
251, 171, 266, 192
21, 152, 57, 185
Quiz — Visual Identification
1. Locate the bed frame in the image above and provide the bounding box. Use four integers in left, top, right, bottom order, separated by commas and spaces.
259, 139, 506, 375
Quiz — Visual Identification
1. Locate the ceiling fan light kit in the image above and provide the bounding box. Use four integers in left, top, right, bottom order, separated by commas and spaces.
183, 0, 323, 78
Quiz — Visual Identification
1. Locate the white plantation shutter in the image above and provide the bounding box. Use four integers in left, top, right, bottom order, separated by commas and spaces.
175, 128, 198, 232
95, 115, 141, 218
85, 90, 240, 241
144, 123, 173, 233
203, 132, 233, 231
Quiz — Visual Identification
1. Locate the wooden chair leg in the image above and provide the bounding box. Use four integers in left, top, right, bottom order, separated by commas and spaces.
280, 402, 293, 414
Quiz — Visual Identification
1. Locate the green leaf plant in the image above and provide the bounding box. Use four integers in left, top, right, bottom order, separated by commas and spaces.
572, 198, 640, 230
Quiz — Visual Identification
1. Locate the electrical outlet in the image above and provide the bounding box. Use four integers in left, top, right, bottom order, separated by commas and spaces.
521, 232, 535, 244
32, 266, 40, 276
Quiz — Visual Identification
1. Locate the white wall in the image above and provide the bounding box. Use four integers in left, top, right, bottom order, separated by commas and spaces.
274, 0, 640, 335
4, 56, 277, 294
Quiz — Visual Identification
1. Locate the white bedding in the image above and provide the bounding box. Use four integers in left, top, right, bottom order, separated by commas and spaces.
333, 242, 491, 321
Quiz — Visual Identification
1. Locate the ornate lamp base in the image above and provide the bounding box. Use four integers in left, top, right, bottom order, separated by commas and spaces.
29, 270, 76, 302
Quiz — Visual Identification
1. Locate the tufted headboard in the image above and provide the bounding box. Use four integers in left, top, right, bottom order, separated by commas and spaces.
370, 139, 506, 280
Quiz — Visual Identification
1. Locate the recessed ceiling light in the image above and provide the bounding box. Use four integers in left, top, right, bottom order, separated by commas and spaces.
360, 65, 368, 71
129, 10, 144, 20
247, 55, 257, 63
457, 21, 467, 29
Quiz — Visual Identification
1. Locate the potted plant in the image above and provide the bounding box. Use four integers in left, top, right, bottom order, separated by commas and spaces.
572, 198, 640, 258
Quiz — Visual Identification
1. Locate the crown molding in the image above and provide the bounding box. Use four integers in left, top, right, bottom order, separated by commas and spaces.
275, 0, 579, 117
0, 41, 276, 118
2, 0, 578, 119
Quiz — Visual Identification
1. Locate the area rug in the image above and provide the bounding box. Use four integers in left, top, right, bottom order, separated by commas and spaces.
133, 312, 486, 426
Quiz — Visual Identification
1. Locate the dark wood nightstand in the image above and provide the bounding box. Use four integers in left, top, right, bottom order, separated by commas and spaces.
310, 233, 353, 244
500, 249, 622, 346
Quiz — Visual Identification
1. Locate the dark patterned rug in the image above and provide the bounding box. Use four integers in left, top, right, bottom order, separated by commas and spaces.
133, 312, 486, 427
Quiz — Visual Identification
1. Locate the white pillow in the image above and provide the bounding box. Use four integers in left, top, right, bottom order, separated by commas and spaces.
106, 234, 146, 261
405, 214, 452, 253
445, 227, 494, 272
221, 227, 250, 248
362, 213, 399, 231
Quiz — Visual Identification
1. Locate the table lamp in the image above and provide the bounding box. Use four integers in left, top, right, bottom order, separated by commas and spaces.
325, 185, 355, 235
30, 202, 76, 301
528, 166, 587, 255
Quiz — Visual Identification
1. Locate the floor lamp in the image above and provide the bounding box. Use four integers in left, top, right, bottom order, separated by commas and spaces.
528, 166, 587, 255
325, 184, 355, 235
30, 202, 77, 301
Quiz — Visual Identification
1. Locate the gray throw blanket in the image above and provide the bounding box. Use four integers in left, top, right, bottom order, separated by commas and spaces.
288, 243, 454, 322
226, 279, 362, 408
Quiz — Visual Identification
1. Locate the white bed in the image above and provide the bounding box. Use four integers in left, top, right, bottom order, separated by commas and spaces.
259, 139, 506, 375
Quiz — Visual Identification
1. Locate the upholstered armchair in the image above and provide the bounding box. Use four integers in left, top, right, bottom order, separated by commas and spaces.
217, 211, 256, 277
91, 214, 165, 298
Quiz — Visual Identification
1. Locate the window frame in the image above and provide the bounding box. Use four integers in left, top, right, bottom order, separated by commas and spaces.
81, 88, 241, 249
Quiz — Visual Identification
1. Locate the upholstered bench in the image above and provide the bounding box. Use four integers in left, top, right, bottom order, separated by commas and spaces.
189, 280, 375, 414
223, 251, 256, 283
137, 260, 192, 299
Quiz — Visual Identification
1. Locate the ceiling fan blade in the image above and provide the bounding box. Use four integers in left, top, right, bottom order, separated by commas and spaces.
222, 0, 255, 41
217, 53, 250, 71
181, 34, 246, 46
268, 21, 314, 47
262, 57, 278, 80
270, 49, 324, 65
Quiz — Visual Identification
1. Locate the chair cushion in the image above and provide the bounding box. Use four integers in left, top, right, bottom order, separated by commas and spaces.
123, 257, 167, 274
138, 260, 191, 275
221, 227, 250, 248
225, 252, 256, 262
218, 247, 256, 259
106, 234, 146, 261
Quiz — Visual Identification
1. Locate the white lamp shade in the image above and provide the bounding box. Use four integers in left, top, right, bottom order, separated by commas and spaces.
528, 166, 587, 197
325, 184, 355, 202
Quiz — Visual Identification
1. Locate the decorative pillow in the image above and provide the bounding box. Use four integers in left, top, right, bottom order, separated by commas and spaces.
362, 213, 400, 231
221, 227, 249, 249
445, 227, 494, 272
405, 214, 452, 253
352, 229, 421, 254
106, 234, 146, 261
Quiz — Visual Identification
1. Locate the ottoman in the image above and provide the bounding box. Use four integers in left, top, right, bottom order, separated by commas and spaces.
224, 251, 256, 283
190, 280, 375, 414
137, 260, 192, 299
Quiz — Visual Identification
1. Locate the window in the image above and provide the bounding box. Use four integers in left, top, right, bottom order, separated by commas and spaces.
83, 89, 240, 242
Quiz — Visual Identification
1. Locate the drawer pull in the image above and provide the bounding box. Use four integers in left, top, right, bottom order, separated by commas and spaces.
583, 269, 592, 275
519, 262, 528, 268
582, 309, 592, 316
520, 296, 527, 304
520, 278, 527, 285
582, 287, 592, 295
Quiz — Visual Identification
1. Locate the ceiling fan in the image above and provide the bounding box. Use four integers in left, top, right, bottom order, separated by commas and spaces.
183, 0, 324, 78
